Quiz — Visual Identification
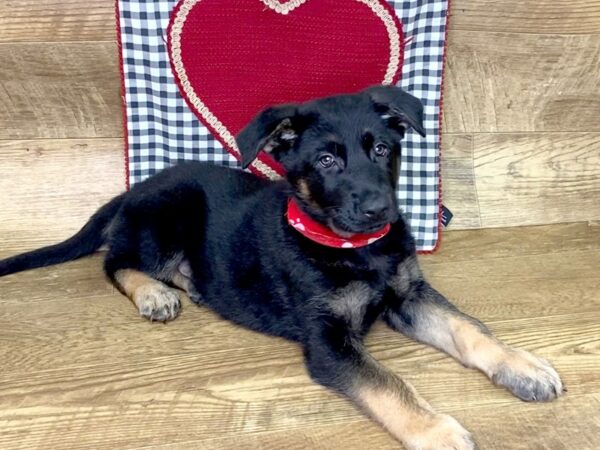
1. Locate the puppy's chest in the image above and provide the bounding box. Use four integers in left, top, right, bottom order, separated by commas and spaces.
316, 253, 397, 331
326, 281, 383, 331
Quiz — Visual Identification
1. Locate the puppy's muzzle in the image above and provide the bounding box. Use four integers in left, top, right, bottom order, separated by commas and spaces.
333, 191, 397, 234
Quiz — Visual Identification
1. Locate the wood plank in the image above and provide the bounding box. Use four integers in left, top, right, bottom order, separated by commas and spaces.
443, 32, 600, 133
423, 222, 600, 319
0, 224, 598, 449
2, 15, 598, 140
0, 0, 600, 42
1, 0, 599, 43
133, 422, 401, 450
441, 134, 481, 229
428, 221, 600, 261
450, 0, 600, 34
130, 396, 600, 450
0, 1, 115, 43
0, 42, 121, 139
472, 133, 600, 228
0, 139, 126, 254
441, 133, 600, 230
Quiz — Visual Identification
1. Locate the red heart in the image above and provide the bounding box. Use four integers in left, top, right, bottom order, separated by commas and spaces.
168, 0, 403, 178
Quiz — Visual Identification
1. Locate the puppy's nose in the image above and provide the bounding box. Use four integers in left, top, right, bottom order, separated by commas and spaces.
359, 197, 389, 219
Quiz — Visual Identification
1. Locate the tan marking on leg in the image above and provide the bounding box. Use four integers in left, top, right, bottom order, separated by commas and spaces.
446, 315, 505, 372
406, 300, 564, 402
306, 334, 473, 449
353, 362, 475, 450
114, 269, 181, 322
114, 269, 154, 297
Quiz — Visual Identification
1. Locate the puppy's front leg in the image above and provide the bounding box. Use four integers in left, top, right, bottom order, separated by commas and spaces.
384, 257, 564, 402
304, 325, 476, 449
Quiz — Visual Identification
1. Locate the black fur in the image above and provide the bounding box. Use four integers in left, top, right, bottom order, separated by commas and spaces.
1, 84, 425, 406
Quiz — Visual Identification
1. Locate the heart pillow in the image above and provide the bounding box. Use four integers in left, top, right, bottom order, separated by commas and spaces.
167, 0, 403, 178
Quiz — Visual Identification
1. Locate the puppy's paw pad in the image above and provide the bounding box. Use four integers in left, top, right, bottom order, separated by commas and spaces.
135, 284, 181, 322
492, 349, 563, 402
406, 414, 477, 450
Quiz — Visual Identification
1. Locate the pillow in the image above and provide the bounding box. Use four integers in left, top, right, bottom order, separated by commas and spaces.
116, 0, 450, 251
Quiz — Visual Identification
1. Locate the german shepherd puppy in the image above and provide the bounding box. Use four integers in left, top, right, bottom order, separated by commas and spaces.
0, 86, 563, 449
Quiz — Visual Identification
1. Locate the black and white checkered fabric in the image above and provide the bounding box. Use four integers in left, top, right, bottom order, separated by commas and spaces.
117, 0, 449, 251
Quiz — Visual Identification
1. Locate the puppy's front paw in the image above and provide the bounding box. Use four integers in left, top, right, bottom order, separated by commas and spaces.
405, 414, 477, 450
492, 348, 563, 402
134, 284, 181, 322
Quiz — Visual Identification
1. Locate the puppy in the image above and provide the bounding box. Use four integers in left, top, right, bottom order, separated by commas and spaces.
0, 86, 563, 449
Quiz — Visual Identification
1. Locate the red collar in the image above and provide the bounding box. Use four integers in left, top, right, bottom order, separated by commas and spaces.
286, 199, 391, 248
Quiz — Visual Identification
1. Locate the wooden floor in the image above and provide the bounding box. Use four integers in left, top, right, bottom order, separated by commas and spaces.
0, 223, 599, 449
1, 0, 600, 449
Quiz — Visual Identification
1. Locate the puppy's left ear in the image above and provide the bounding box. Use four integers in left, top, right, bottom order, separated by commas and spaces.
366, 85, 426, 137
236, 104, 306, 169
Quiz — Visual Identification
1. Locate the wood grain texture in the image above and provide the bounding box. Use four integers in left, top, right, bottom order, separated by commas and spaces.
2, 7, 599, 139
0, 1, 116, 43
2, 0, 599, 43
166, 396, 600, 450
441, 134, 481, 229
0, 43, 121, 139
0, 223, 598, 450
443, 32, 600, 133
443, 133, 600, 229
0, 139, 125, 254
450, 0, 600, 34
1, 2, 600, 447
473, 133, 600, 228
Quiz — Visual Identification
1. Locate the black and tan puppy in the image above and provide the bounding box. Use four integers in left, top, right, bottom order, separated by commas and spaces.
0, 86, 562, 449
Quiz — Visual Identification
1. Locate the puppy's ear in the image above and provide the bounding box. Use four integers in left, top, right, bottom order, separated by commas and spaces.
236, 104, 306, 169
366, 85, 426, 137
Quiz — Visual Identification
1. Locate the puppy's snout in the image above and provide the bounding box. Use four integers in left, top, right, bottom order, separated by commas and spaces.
356, 191, 395, 225
359, 197, 389, 219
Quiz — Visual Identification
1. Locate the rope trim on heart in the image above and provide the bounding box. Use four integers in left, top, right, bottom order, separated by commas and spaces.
169, 0, 401, 180
260, 0, 309, 15
170, 0, 280, 180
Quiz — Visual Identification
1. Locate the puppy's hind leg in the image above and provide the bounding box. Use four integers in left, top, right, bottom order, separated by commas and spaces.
111, 268, 181, 322
104, 247, 181, 322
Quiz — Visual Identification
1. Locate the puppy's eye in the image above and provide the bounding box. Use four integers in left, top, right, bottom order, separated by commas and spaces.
318, 154, 335, 168
374, 143, 389, 157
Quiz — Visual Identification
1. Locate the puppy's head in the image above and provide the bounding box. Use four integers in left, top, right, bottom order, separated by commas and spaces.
236, 85, 425, 234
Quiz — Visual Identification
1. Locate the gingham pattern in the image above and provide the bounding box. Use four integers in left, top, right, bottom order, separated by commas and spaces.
117, 0, 449, 251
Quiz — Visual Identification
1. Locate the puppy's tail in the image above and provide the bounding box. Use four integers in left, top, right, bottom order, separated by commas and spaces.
0, 195, 125, 277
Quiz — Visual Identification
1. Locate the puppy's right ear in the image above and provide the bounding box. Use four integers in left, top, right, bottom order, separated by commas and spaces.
236, 104, 305, 169
365, 85, 426, 138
